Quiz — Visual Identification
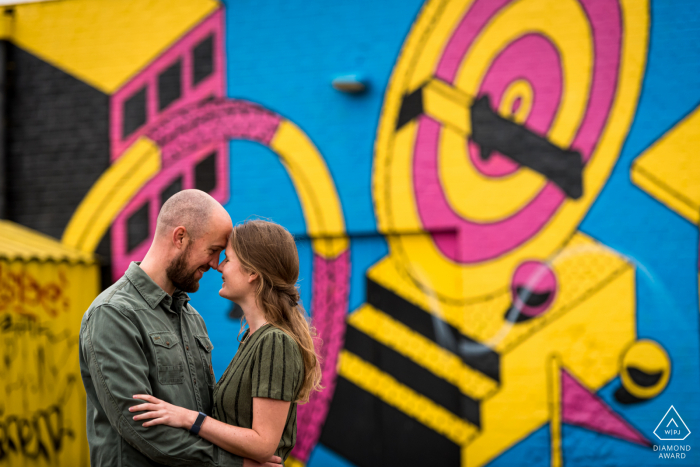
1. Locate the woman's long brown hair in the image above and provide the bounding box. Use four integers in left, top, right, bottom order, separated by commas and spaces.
230, 219, 322, 403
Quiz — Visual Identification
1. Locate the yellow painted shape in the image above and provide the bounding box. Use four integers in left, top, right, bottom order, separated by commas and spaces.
285, 456, 305, 467
499, 79, 534, 125
0, 7, 13, 40
548, 355, 563, 467
0, 219, 94, 264
620, 339, 671, 399
374, 0, 648, 301
421, 78, 473, 135
440, 125, 546, 223
8, 0, 219, 93
338, 350, 477, 445
631, 105, 700, 223
0, 257, 99, 467
270, 119, 348, 258
464, 264, 636, 467
347, 303, 497, 400
368, 233, 630, 354
62, 137, 161, 253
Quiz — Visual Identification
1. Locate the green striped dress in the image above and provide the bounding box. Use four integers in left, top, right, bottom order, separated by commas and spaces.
212, 324, 304, 461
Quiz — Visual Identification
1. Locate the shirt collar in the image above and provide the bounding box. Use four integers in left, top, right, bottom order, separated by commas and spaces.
125, 262, 190, 310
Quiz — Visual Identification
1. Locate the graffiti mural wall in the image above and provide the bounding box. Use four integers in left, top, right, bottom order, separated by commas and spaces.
1, 0, 698, 465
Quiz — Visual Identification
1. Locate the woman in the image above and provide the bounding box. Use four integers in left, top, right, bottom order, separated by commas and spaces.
129, 220, 322, 463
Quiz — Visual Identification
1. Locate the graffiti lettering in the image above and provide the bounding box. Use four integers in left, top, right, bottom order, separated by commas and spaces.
0, 263, 69, 318
0, 405, 75, 462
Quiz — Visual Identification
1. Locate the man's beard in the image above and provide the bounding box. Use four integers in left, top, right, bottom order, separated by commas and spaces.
166, 245, 202, 293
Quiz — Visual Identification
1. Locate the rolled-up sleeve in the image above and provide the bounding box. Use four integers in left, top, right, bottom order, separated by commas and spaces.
81, 304, 242, 467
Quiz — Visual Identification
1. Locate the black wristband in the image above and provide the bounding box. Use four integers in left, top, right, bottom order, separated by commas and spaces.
189, 412, 207, 435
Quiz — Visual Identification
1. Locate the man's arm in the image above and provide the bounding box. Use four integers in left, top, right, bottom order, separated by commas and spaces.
82, 304, 242, 467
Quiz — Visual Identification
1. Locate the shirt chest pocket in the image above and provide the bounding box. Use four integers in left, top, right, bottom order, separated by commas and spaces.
149, 332, 184, 385
194, 335, 215, 387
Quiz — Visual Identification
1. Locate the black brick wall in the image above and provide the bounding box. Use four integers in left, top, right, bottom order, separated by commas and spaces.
6, 44, 110, 239
5, 43, 112, 282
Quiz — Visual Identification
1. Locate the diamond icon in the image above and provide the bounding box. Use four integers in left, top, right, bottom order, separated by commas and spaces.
654, 406, 691, 441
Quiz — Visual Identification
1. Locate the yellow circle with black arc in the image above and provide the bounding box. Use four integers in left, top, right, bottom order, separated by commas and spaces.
373, 0, 649, 301
620, 339, 671, 400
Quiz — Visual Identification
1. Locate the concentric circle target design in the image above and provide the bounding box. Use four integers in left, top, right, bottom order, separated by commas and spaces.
374, 0, 647, 300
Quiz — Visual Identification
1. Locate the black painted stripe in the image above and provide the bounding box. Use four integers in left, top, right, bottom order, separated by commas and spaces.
320, 376, 461, 467
366, 277, 501, 382
345, 324, 480, 427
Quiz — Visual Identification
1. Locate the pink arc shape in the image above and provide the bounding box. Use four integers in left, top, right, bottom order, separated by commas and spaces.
146, 97, 282, 164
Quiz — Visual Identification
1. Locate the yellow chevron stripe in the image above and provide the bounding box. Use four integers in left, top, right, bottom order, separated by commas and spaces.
338, 350, 477, 445
348, 304, 498, 400
62, 137, 161, 253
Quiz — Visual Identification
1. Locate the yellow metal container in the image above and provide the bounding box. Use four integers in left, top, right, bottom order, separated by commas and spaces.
0, 220, 98, 467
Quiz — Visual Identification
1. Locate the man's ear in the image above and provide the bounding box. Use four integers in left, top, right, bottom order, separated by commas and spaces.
172, 226, 188, 249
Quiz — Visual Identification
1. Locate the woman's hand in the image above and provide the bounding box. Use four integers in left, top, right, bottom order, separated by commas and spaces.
129, 394, 198, 430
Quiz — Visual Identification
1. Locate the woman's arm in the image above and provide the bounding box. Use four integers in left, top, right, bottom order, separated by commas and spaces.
130, 394, 290, 463
198, 397, 290, 462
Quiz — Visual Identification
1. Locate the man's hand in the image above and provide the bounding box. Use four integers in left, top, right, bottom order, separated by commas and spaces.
243, 455, 283, 467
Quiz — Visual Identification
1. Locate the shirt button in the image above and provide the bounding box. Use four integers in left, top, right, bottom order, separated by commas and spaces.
186, 345, 189, 350
194, 379, 197, 384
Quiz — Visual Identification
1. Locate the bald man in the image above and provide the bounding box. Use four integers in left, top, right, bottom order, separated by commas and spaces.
79, 190, 282, 467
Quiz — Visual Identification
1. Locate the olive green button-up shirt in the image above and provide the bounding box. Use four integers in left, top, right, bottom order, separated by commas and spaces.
79, 262, 242, 467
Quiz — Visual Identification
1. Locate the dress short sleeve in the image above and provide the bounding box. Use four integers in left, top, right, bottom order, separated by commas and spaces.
251, 329, 303, 401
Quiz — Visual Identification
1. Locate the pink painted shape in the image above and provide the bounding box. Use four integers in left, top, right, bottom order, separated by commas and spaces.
510, 260, 557, 317
292, 251, 351, 461
469, 34, 562, 177
414, 0, 622, 263
110, 9, 226, 161
147, 98, 282, 166
562, 370, 651, 446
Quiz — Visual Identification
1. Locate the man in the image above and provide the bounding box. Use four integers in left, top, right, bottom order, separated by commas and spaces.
79, 190, 282, 467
